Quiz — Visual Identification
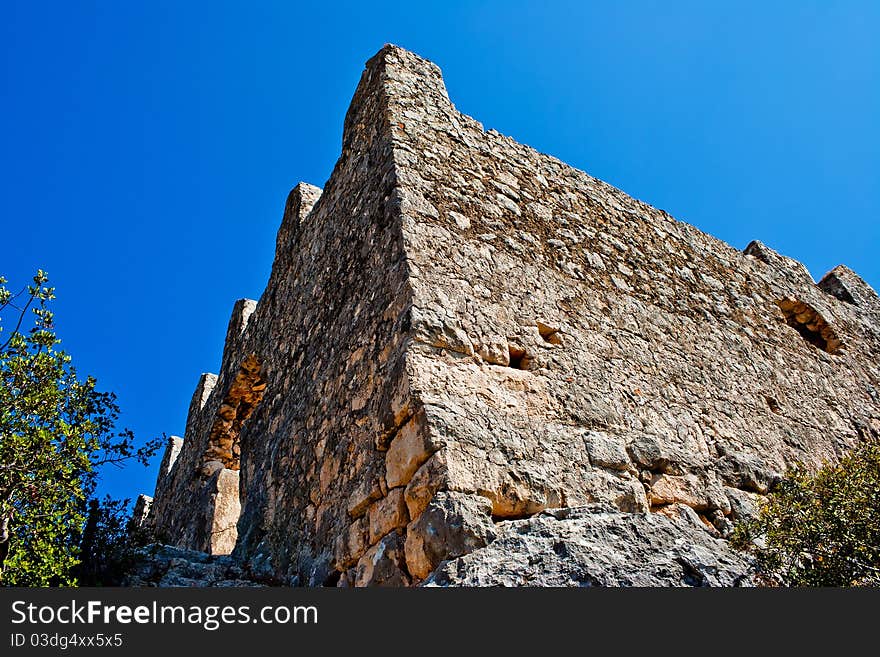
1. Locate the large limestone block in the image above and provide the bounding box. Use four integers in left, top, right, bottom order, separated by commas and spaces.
354, 530, 410, 587
210, 468, 241, 555
385, 412, 443, 488
404, 492, 496, 580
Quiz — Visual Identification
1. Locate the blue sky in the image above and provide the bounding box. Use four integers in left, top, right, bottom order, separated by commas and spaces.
2, 1, 878, 503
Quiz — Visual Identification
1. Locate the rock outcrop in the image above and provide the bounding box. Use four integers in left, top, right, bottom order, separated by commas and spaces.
426, 505, 753, 587
124, 545, 262, 587
137, 45, 880, 587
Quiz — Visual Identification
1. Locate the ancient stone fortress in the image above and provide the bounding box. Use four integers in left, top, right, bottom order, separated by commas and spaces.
136, 45, 880, 586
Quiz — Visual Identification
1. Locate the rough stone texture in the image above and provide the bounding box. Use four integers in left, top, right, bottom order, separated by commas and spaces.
155, 436, 183, 488
124, 545, 262, 587
131, 494, 153, 530
425, 506, 753, 587
368, 487, 409, 545
141, 44, 880, 586
818, 265, 880, 314
149, 357, 245, 554
352, 530, 410, 587
724, 487, 762, 524
404, 492, 496, 580
385, 410, 442, 488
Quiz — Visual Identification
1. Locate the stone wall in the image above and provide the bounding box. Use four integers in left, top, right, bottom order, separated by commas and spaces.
143, 45, 880, 585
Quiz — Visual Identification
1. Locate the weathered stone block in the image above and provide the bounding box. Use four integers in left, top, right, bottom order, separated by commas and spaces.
583, 431, 631, 471
425, 509, 754, 586
627, 432, 704, 475
368, 488, 409, 545
354, 530, 410, 587
648, 473, 710, 511
132, 494, 153, 529
210, 468, 240, 555
404, 492, 496, 581
404, 452, 447, 520
333, 517, 369, 570
716, 451, 781, 494
347, 477, 384, 519
724, 486, 763, 523
385, 412, 442, 488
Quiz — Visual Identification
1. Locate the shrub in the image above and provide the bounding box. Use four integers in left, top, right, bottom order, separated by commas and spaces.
731, 440, 880, 586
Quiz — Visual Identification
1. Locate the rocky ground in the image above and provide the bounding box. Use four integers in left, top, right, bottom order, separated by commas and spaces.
128, 505, 754, 587
124, 545, 263, 587
426, 505, 753, 586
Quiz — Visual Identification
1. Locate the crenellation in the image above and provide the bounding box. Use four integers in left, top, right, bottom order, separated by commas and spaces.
223, 299, 258, 352
744, 239, 816, 287
152, 436, 182, 499
193, 373, 217, 412
275, 183, 322, 265
818, 264, 880, 315
131, 494, 153, 531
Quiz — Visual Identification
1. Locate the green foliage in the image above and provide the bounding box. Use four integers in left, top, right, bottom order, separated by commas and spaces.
0, 271, 161, 586
731, 440, 880, 586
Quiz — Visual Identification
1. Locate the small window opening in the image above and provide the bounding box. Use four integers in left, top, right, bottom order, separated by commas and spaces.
508, 344, 528, 369
765, 396, 781, 414
775, 299, 843, 354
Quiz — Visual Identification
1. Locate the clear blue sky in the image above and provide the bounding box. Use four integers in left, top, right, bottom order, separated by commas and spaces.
2, 2, 878, 504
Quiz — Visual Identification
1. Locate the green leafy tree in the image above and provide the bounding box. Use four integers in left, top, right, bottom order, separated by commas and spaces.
731, 439, 880, 586
0, 271, 161, 585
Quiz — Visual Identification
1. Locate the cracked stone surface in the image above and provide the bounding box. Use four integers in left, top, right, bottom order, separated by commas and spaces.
425, 506, 754, 587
